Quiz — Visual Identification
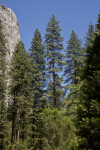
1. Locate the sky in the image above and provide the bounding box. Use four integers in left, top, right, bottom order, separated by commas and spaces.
0, 0, 100, 51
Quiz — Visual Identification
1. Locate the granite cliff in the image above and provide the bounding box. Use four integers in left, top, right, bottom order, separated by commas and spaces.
0, 4, 20, 67
0, 5, 20, 101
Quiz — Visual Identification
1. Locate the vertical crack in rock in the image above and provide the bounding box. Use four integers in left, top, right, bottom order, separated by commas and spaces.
0, 5, 20, 102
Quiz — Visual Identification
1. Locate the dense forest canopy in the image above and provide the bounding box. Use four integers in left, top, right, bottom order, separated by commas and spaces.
0, 11, 100, 150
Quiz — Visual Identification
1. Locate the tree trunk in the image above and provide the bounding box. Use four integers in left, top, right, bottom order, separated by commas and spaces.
11, 111, 17, 143
11, 93, 17, 143
17, 114, 20, 142
53, 62, 56, 108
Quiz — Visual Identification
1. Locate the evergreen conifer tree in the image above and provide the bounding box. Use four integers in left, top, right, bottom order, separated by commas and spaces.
29, 29, 46, 150
29, 28, 46, 107
85, 23, 94, 48
9, 41, 31, 146
0, 22, 8, 150
46, 76, 63, 108
77, 12, 100, 149
45, 15, 64, 108
63, 31, 83, 125
64, 30, 82, 86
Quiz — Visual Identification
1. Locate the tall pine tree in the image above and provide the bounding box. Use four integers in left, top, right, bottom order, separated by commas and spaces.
64, 30, 83, 86
29, 29, 46, 150
45, 14, 64, 108
77, 12, 100, 149
29, 28, 46, 108
9, 41, 31, 147
46, 75, 63, 108
63, 31, 84, 126
0, 22, 8, 150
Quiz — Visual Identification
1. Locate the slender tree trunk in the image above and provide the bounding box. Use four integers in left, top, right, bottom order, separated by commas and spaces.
11, 111, 17, 143
11, 94, 17, 143
32, 99, 36, 145
17, 114, 20, 142
74, 55, 77, 85
53, 61, 56, 108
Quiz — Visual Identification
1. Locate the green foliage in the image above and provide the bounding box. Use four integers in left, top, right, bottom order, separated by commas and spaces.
46, 76, 64, 108
63, 31, 83, 124
64, 30, 83, 85
29, 29, 46, 150
1, 11, 100, 150
0, 22, 6, 104
6, 139, 29, 150
76, 13, 100, 149
29, 28, 46, 107
84, 23, 94, 48
41, 108, 78, 150
95, 10, 100, 32
9, 41, 32, 145
45, 14, 64, 108
0, 21, 8, 150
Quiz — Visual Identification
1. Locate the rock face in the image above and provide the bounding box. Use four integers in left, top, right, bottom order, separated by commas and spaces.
0, 4, 20, 65
0, 5, 20, 102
